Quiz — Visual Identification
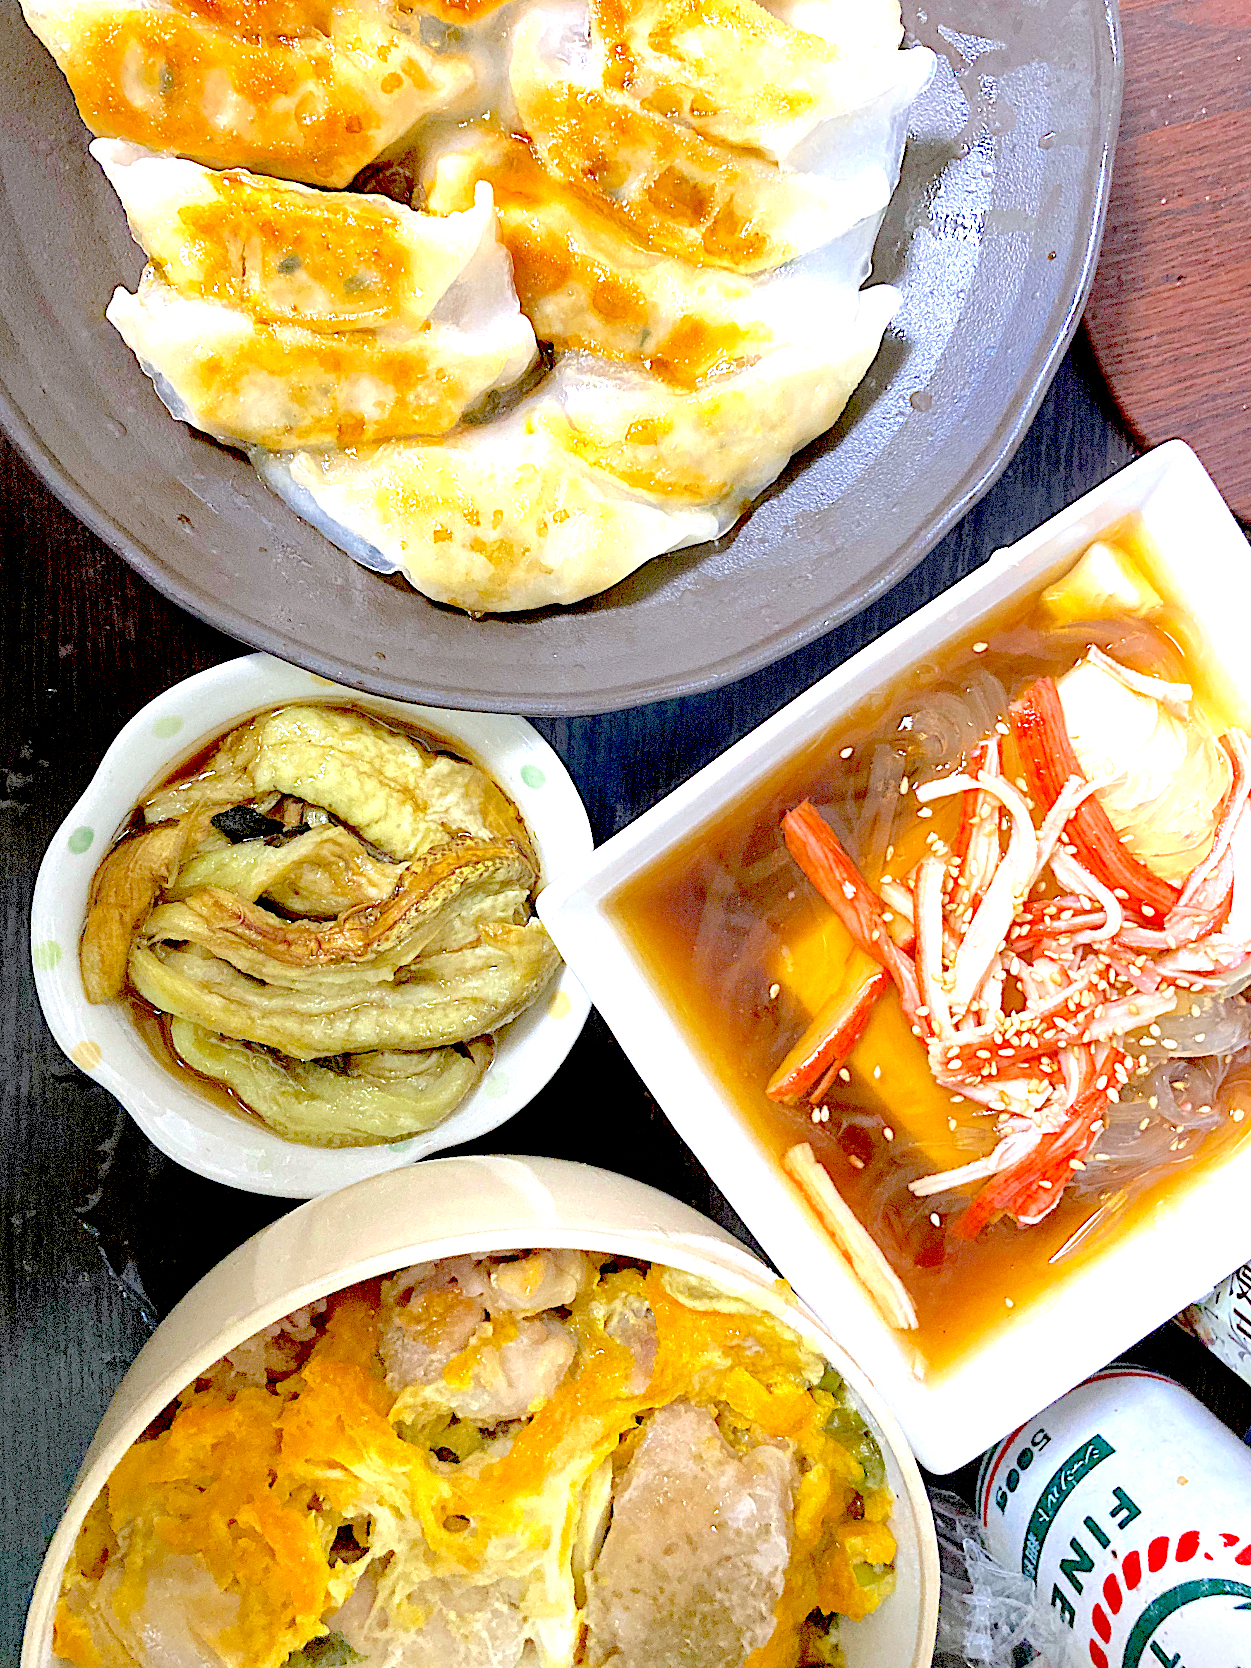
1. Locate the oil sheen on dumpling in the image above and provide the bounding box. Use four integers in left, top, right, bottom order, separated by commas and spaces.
255, 281, 894, 609
95, 142, 537, 450
19, 0, 476, 188
509, 3, 894, 274
589, 0, 910, 160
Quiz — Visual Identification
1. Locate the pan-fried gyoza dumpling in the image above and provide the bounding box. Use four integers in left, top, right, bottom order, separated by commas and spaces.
254, 280, 895, 609
255, 414, 722, 612
19, 0, 476, 188
94, 142, 537, 449
589, 0, 915, 161
543, 281, 897, 515
425, 121, 891, 383
765, 0, 902, 54
426, 125, 773, 381
508, 3, 893, 273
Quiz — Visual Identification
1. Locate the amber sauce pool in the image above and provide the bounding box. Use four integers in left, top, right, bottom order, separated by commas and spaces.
612, 520, 1251, 1374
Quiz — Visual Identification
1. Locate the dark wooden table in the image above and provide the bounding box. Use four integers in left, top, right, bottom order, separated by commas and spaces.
4, 333, 1251, 1665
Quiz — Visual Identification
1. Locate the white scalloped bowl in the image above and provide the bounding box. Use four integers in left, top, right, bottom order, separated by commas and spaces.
20, 1156, 939, 1668
30, 654, 591, 1197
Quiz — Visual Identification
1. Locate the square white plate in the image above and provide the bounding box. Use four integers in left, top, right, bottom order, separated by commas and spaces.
539, 442, 1251, 1473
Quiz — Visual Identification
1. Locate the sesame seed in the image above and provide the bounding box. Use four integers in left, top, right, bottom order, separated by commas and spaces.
996, 721, 1010, 735
1234, 1109, 1246, 1123
899, 777, 910, 795
883, 1127, 894, 1141
811, 1108, 820, 1123
769, 983, 780, 999
840, 746, 854, 759
838, 1067, 851, 1083
930, 1212, 941, 1227
849, 1155, 865, 1168
1005, 1297, 1014, 1308
873, 1065, 882, 1079
948, 1116, 958, 1129
973, 641, 988, 653
842, 881, 857, 900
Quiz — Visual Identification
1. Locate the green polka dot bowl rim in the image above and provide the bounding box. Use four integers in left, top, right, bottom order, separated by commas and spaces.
30, 653, 592, 1198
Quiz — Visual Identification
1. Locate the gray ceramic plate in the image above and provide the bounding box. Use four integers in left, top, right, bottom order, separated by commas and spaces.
0, 0, 1120, 715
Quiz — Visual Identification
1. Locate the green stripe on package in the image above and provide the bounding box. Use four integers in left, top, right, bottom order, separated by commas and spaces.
1021, 1435, 1115, 1580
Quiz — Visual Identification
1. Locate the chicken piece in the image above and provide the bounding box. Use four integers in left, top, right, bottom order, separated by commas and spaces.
602, 1292, 657, 1393
486, 1250, 588, 1314
60, 1552, 239, 1668
382, 1253, 578, 1419
334, 1569, 528, 1668
439, 1315, 576, 1422
381, 1259, 489, 1391
584, 1401, 796, 1668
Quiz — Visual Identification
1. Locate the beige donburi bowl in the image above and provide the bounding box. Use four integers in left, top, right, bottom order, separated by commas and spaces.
22, 1156, 938, 1668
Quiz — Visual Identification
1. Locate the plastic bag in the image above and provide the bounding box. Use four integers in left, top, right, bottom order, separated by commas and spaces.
931, 1491, 1072, 1668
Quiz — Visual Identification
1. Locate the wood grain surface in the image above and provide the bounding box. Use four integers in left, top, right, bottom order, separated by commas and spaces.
3, 341, 1251, 1662
1084, 0, 1251, 519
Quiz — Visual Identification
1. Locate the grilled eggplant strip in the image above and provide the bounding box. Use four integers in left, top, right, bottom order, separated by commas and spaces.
145, 706, 533, 862
80, 821, 190, 1002
164, 824, 401, 911
141, 763, 255, 827
185, 705, 533, 862
170, 1020, 493, 1148
142, 840, 536, 989
267, 837, 405, 919
129, 923, 560, 1058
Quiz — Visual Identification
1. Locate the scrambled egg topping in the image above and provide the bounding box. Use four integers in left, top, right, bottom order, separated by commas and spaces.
54, 1259, 895, 1668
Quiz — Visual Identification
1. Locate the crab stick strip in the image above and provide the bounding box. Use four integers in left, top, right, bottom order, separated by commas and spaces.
781, 802, 924, 1029
766, 970, 890, 1104
952, 1045, 1128, 1237
1010, 677, 1179, 921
